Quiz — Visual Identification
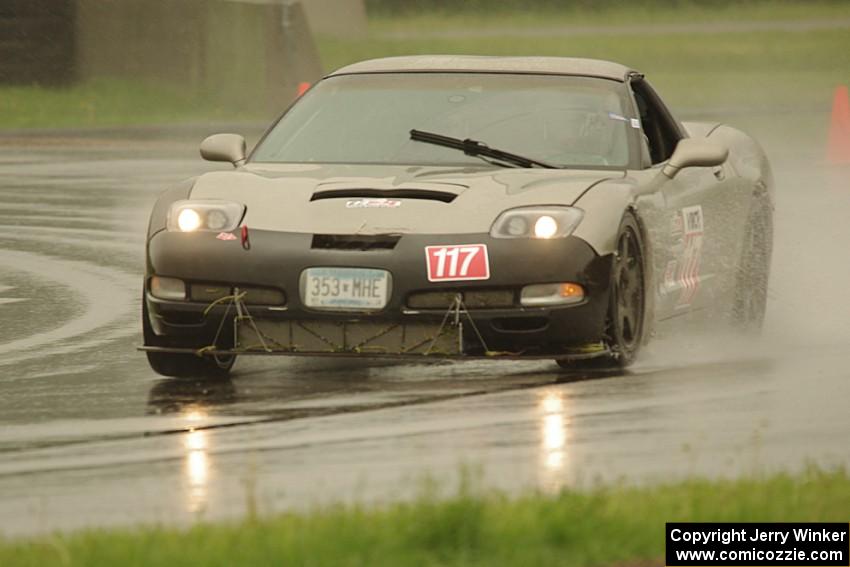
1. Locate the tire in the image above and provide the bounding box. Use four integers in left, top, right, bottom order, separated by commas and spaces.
557, 211, 646, 370
732, 201, 772, 333
142, 299, 235, 379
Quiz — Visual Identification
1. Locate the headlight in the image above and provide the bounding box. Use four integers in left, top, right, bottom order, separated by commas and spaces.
534, 215, 558, 239
490, 206, 583, 239
167, 200, 245, 233
177, 208, 202, 232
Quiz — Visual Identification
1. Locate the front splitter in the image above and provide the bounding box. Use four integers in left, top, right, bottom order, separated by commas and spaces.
137, 345, 612, 362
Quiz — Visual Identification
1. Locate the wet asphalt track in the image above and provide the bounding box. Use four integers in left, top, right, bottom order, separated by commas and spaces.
0, 121, 848, 537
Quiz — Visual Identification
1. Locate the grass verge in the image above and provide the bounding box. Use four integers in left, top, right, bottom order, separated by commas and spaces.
367, 1, 850, 28
320, 17, 850, 115
0, 79, 265, 130
2, 468, 848, 566
1, 1, 847, 129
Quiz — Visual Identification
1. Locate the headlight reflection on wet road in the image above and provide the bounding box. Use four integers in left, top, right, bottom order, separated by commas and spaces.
539, 390, 569, 492
183, 409, 211, 515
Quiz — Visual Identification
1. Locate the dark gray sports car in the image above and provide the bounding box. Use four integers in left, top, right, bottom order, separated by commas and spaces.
141, 56, 773, 377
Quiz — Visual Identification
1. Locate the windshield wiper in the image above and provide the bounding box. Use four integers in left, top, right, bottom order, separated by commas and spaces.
410, 129, 557, 169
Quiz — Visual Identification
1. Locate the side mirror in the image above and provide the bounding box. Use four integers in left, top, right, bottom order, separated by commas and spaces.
662, 138, 728, 178
200, 133, 246, 166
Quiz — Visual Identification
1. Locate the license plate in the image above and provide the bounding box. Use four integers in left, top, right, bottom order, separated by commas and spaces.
425, 244, 490, 282
301, 267, 391, 311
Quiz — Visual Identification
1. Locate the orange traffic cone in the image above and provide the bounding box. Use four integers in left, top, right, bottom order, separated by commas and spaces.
297, 82, 311, 97
826, 85, 850, 164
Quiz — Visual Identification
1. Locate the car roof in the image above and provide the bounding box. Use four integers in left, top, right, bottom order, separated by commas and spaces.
328, 55, 637, 82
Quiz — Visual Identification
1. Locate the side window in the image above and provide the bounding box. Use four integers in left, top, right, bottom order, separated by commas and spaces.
631, 80, 683, 166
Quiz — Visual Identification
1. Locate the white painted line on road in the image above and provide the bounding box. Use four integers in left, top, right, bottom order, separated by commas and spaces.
0, 284, 27, 305
0, 251, 137, 370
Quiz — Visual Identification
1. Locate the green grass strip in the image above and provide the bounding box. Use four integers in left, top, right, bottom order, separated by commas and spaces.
2, 468, 848, 566
0, 79, 264, 130
2, 1, 848, 129
317, 28, 850, 114
367, 0, 850, 27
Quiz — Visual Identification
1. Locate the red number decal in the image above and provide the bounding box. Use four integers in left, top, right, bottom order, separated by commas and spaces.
425, 244, 490, 282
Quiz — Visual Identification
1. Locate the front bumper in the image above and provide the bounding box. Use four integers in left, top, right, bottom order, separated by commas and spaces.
145, 229, 613, 356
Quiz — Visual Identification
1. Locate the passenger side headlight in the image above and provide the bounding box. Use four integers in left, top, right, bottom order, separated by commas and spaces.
167, 200, 245, 233
490, 206, 583, 239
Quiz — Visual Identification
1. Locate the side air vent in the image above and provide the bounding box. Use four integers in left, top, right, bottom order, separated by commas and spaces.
311, 189, 457, 203
312, 234, 401, 251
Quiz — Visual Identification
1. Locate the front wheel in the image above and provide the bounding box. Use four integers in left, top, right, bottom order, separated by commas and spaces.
607, 212, 647, 366
557, 212, 646, 370
142, 300, 235, 379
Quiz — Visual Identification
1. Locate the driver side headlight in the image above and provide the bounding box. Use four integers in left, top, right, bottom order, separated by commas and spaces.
490, 206, 584, 239
166, 200, 246, 233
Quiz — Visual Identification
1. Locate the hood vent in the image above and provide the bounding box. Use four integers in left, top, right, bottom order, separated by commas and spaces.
311, 188, 457, 203
312, 233, 401, 251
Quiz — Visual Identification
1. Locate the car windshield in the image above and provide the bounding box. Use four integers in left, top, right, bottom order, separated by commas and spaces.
252, 73, 632, 169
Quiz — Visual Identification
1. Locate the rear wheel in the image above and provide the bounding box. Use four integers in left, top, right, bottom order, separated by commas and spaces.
142, 300, 235, 379
557, 212, 646, 370
732, 201, 772, 332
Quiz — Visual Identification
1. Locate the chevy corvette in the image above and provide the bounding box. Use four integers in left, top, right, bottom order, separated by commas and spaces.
141, 56, 773, 377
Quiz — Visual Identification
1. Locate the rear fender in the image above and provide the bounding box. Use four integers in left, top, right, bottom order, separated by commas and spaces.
681, 120, 722, 139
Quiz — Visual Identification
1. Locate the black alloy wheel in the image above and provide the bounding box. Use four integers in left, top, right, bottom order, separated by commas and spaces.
732, 201, 772, 332
557, 211, 646, 370
610, 216, 646, 363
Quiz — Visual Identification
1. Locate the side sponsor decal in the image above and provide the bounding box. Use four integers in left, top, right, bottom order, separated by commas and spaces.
425, 244, 490, 282
670, 210, 684, 239
663, 259, 678, 293
676, 205, 704, 308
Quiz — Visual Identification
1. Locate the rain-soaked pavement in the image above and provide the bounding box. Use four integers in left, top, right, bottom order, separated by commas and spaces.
0, 120, 848, 537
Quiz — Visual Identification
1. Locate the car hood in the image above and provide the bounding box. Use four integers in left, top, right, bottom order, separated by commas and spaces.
189, 163, 624, 235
